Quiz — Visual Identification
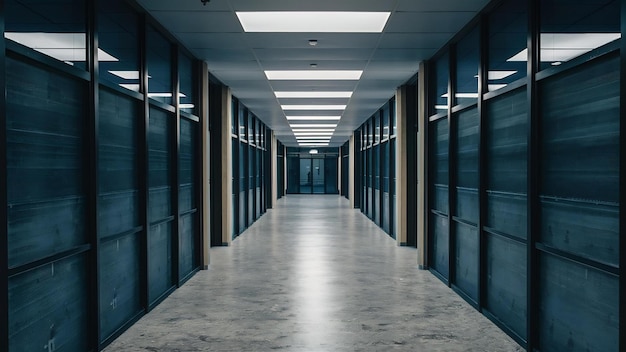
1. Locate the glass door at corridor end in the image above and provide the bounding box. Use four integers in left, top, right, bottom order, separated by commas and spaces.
299, 158, 325, 194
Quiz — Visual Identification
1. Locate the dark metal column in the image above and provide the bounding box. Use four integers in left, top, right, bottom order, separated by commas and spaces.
86, 0, 101, 348
526, 0, 540, 349
448, 45, 457, 287
477, 16, 487, 312
139, 13, 150, 313
0, 1, 8, 350
172, 45, 180, 286
619, 0, 626, 351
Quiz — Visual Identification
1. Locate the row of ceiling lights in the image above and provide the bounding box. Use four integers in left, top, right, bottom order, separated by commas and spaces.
236, 11, 391, 147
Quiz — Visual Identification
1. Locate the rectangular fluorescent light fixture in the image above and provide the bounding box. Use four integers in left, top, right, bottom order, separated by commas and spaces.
282, 105, 346, 110
286, 116, 341, 121
5, 32, 118, 62
120, 83, 140, 91
275, 91, 352, 98
294, 132, 334, 136
109, 70, 140, 80
441, 93, 479, 99
507, 33, 621, 62
488, 84, 507, 91
180, 104, 195, 109
296, 135, 332, 139
289, 124, 337, 128
148, 93, 187, 98
292, 129, 336, 133
236, 12, 390, 33
488, 71, 517, 80
266, 70, 362, 80
299, 143, 330, 146
435, 105, 448, 110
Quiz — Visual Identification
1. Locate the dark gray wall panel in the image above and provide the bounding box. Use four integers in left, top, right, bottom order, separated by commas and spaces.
456, 188, 478, 224
9, 255, 89, 351
486, 88, 527, 194
99, 233, 141, 341
539, 55, 619, 266
486, 192, 527, 240
148, 222, 173, 303
431, 213, 449, 279
179, 118, 196, 213
485, 234, 527, 340
538, 254, 618, 352
454, 222, 478, 301
540, 56, 619, 203
149, 187, 173, 221
6, 58, 87, 267
98, 88, 140, 239
179, 213, 196, 279
540, 200, 618, 266
8, 199, 86, 268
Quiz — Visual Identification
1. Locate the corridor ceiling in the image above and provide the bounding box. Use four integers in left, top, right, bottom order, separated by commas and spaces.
135, 0, 490, 147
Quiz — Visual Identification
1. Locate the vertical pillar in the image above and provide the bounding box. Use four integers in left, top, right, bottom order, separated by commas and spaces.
349, 135, 355, 208
417, 61, 428, 268
171, 46, 181, 286
620, 1, 626, 350
86, 0, 100, 346
201, 62, 210, 268
526, 0, 540, 348
338, 145, 342, 195
395, 87, 408, 246
271, 132, 278, 206
221, 87, 233, 245
0, 1, 7, 348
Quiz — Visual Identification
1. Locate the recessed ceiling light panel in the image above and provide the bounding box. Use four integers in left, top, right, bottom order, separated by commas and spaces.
282, 105, 346, 110
290, 124, 337, 128
236, 12, 390, 33
266, 70, 362, 80
275, 91, 353, 98
286, 116, 341, 121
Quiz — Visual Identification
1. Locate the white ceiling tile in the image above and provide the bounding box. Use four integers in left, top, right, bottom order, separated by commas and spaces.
386, 12, 477, 33
150, 11, 242, 33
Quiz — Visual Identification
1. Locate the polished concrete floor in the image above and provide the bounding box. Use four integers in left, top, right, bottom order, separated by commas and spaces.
105, 195, 523, 352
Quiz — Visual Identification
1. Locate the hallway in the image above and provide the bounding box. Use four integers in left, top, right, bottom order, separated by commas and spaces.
104, 196, 522, 352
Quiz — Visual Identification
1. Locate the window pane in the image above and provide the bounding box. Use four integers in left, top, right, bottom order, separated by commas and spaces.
248, 114, 254, 144
488, 0, 527, 92
374, 113, 381, 144
147, 26, 172, 105
5, 0, 86, 70
540, 0, 620, 70
239, 104, 246, 140
431, 52, 449, 115
231, 98, 238, 136
382, 103, 390, 140
179, 52, 197, 114
455, 26, 479, 106
98, 0, 140, 92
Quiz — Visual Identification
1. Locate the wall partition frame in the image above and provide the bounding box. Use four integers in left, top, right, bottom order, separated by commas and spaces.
425, 0, 623, 350
1, 0, 203, 350
230, 99, 269, 239
357, 97, 397, 239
